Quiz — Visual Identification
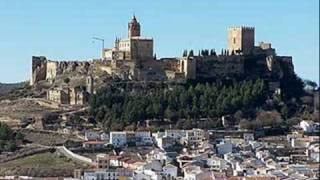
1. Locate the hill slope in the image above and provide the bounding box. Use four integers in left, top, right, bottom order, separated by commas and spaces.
0, 82, 24, 96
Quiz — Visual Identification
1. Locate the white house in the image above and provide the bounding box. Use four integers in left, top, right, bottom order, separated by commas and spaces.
307, 143, 320, 162
147, 149, 174, 165
162, 164, 178, 178
110, 131, 127, 147
153, 133, 176, 150
133, 169, 162, 180
243, 133, 254, 142
83, 168, 133, 180
291, 137, 311, 148
141, 160, 163, 172
300, 120, 320, 133
134, 162, 177, 180
183, 129, 205, 145
183, 165, 213, 180
135, 131, 153, 146
206, 156, 229, 171
100, 132, 109, 142
165, 129, 186, 140
84, 131, 100, 141
216, 140, 233, 155
96, 154, 110, 169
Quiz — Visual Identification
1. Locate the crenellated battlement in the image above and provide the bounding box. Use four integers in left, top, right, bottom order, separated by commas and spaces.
228, 26, 255, 55
30, 17, 294, 87
228, 26, 255, 31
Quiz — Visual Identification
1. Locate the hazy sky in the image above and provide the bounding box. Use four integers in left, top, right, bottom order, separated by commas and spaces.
0, 0, 318, 83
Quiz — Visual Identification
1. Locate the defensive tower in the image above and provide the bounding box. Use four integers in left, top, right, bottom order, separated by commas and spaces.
228, 27, 255, 55
128, 15, 141, 38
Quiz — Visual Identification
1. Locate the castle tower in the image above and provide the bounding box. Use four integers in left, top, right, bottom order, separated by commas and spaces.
128, 15, 141, 38
227, 27, 255, 55
86, 75, 94, 94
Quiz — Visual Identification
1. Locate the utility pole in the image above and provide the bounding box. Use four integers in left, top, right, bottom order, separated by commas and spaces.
92, 37, 105, 59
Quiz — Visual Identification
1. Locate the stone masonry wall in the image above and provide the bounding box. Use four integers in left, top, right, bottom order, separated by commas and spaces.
31, 56, 93, 85
30, 56, 47, 85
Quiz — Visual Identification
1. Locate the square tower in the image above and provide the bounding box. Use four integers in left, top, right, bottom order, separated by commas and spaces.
228, 27, 255, 55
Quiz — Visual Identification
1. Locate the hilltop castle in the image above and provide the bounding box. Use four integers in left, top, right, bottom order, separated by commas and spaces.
103, 15, 153, 62
30, 16, 295, 104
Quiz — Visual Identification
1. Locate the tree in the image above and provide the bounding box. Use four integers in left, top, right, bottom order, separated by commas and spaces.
90, 79, 270, 131
182, 50, 188, 57
304, 80, 318, 90
210, 49, 214, 56
211, 49, 217, 56
256, 110, 283, 127
286, 117, 300, 126
15, 131, 24, 141
0, 122, 18, 152
183, 118, 193, 130
204, 49, 209, 56
234, 110, 243, 121
188, 50, 194, 57
281, 105, 289, 119
165, 107, 178, 122
281, 73, 304, 100
0, 123, 13, 140
63, 77, 70, 84
5, 140, 16, 152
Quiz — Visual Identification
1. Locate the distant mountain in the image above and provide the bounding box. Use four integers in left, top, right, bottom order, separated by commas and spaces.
0, 82, 25, 96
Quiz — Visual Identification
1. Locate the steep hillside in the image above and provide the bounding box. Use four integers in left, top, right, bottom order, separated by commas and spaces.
0, 82, 24, 96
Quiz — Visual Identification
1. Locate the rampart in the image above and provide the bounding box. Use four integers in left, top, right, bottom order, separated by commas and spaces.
31, 56, 93, 85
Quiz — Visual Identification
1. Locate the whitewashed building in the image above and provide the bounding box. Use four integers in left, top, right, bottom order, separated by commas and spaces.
300, 120, 320, 133
184, 129, 205, 145
110, 132, 127, 147
135, 131, 153, 146
216, 139, 233, 155
83, 168, 133, 180
84, 131, 100, 141
183, 165, 213, 180
162, 164, 178, 178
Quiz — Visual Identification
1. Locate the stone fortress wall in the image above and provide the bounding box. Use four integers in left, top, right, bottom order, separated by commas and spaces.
30, 56, 93, 85
195, 55, 245, 80
30, 16, 295, 96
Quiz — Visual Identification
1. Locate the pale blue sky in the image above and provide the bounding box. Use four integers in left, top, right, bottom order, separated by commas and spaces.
0, 0, 318, 83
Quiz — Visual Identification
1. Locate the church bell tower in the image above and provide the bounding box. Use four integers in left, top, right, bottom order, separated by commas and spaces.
128, 15, 141, 38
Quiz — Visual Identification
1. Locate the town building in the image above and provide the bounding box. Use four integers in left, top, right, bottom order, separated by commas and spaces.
82, 141, 106, 150
110, 131, 127, 148
300, 120, 320, 133
83, 168, 133, 180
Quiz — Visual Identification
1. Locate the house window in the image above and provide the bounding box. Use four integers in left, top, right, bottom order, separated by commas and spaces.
233, 38, 236, 44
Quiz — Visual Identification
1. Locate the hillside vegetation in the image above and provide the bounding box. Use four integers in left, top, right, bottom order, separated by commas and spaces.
90, 77, 313, 131
0, 82, 25, 97
0, 152, 87, 177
